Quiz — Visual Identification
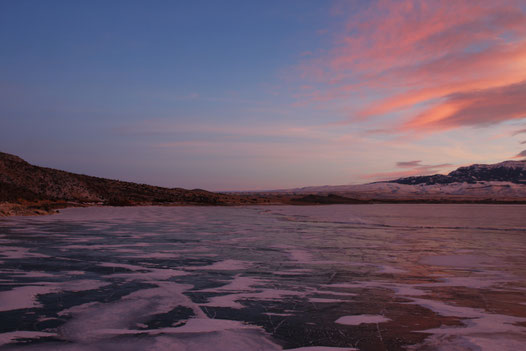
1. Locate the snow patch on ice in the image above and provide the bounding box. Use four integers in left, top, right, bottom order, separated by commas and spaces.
406, 296, 526, 350
0, 246, 49, 259
0, 286, 57, 311
186, 259, 249, 271
0, 331, 56, 347
335, 315, 391, 325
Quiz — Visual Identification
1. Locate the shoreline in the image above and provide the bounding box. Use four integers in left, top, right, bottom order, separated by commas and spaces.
2, 197, 526, 218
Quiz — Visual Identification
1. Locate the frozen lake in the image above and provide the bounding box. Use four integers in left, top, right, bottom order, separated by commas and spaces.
0, 205, 525, 350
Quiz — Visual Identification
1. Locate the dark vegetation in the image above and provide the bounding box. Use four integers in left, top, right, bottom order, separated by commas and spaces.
0, 152, 259, 214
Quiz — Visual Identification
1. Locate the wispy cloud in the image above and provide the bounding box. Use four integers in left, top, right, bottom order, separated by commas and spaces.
113, 120, 331, 141
396, 160, 422, 168
362, 160, 453, 181
403, 80, 526, 131
515, 150, 526, 158
513, 128, 526, 136
297, 0, 526, 133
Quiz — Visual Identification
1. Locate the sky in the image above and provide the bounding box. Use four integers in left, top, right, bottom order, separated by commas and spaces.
1, 0, 526, 191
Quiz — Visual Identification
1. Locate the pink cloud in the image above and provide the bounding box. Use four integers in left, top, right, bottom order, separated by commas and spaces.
297, 0, 526, 132
330, 1, 526, 72
513, 128, 526, 136
396, 160, 422, 168
361, 160, 453, 181
403, 80, 526, 131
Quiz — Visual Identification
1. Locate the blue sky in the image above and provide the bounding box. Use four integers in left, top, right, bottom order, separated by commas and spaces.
1, 1, 525, 190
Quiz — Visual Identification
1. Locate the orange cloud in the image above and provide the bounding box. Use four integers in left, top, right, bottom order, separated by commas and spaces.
404, 80, 526, 131
298, 0, 526, 132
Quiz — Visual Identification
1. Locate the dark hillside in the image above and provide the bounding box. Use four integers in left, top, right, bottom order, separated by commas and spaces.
0, 152, 247, 206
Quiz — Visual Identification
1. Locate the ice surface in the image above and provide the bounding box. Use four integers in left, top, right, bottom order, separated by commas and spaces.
0, 280, 110, 312
186, 259, 249, 271
106, 266, 188, 281
420, 254, 496, 267
1, 204, 525, 350
376, 265, 406, 274
288, 348, 357, 351
309, 298, 346, 303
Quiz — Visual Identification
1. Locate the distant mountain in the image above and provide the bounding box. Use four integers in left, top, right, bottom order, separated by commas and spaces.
275, 160, 526, 202
0, 152, 251, 208
390, 160, 526, 185
2, 152, 525, 217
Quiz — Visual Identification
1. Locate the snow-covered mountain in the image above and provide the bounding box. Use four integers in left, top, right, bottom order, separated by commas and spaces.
392, 160, 526, 185
280, 160, 526, 201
